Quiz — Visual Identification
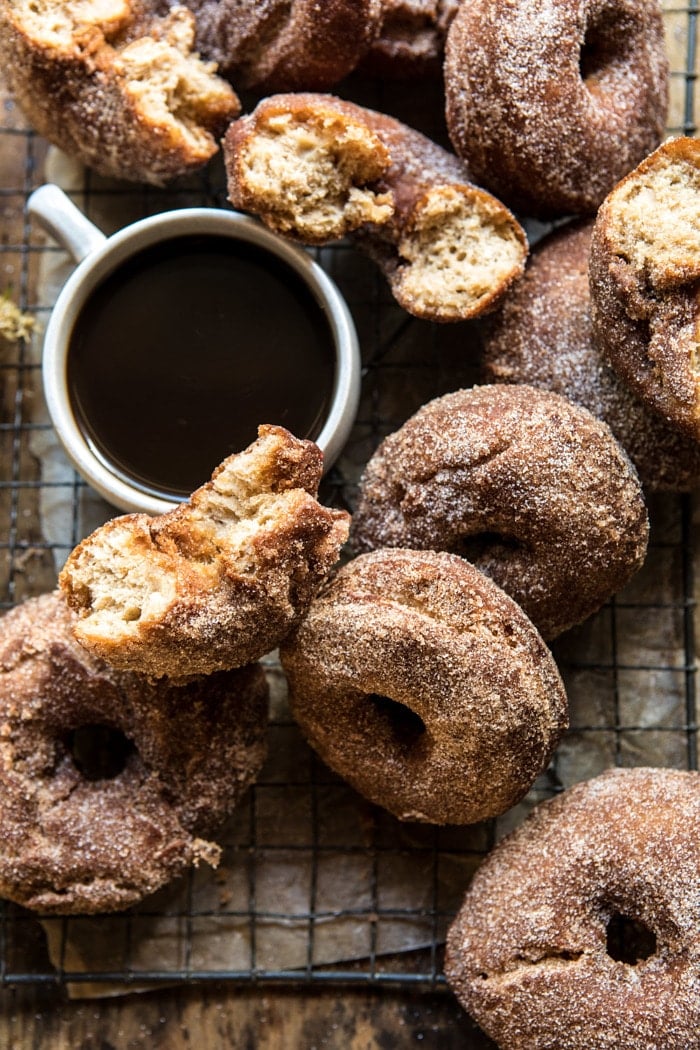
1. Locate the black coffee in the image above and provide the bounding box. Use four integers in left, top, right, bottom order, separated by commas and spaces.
67, 234, 337, 500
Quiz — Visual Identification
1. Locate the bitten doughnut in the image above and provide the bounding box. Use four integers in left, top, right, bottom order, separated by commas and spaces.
444, 0, 669, 217
350, 385, 649, 640
280, 549, 568, 825
0, 592, 268, 914
59, 425, 350, 680
0, 0, 240, 185
224, 93, 527, 322
445, 767, 700, 1050
185, 0, 383, 90
589, 137, 700, 442
482, 220, 700, 492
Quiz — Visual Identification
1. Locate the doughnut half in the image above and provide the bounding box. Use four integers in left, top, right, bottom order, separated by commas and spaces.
224, 93, 527, 323
481, 220, 700, 492
59, 425, 350, 680
0, 0, 240, 185
589, 137, 700, 442
350, 385, 649, 640
445, 767, 700, 1050
280, 548, 568, 825
0, 592, 268, 914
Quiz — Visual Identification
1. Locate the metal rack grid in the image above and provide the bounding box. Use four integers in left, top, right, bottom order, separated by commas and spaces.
0, 2, 697, 997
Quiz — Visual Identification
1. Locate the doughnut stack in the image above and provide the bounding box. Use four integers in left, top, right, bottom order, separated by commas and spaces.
4, 0, 700, 1041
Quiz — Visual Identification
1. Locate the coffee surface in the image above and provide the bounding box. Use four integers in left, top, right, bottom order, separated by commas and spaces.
68, 234, 336, 499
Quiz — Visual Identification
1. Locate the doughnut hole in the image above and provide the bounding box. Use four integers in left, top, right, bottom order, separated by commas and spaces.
395, 186, 526, 321
367, 693, 426, 750
447, 530, 524, 564
64, 723, 136, 781
605, 911, 658, 965
579, 9, 628, 90
233, 109, 394, 241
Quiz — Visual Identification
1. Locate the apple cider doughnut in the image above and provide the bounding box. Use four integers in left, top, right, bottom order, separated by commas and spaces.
482, 220, 700, 492
589, 137, 700, 442
350, 385, 649, 640
185, 0, 383, 90
0, 592, 268, 914
0, 0, 240, 185
224, 93, 527, 322
445, 767, 700, 1050
280, 548, 568, 825
59, 425, 350, 680
444, 0, 668, 217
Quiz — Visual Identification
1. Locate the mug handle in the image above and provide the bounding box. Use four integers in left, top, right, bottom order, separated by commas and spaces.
27, 184, 107, 263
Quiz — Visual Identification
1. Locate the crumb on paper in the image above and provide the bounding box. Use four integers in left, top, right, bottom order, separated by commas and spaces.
0, 291, 36, 343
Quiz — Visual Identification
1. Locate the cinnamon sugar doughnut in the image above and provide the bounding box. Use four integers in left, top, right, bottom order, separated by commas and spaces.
444, 0, 669, 217
482, 220, 700, 492
224, 93, 527, 322
445, 767, 700, 1050
589, 137, 700, 442
0, 592, 268, 914
350, 385, 649, 640
280, 549, 568, 825
0, 0, 240, 185
59, 425, 350, 680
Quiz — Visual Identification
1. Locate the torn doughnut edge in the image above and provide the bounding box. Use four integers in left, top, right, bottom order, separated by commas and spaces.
226, 105, 395, 242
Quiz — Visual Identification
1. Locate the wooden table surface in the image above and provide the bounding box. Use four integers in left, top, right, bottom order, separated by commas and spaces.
1, 983, 493, 1047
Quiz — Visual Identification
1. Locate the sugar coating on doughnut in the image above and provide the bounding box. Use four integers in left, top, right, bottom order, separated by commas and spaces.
481, 220, 700, 492
0, 592, 268, 914
395, 184, 527, 321
281, 548, 568, 825
60, 425, 350, 679
225, 93, 527, 322
445, 767, 700, 1050
444, 0, 669, 217
350, 385, 649, 640
225, 98, 394, 242
589, 137, 700, 442
0, 1, 240, 184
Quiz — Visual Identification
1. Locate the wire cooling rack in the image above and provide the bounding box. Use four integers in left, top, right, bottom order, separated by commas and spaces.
0, 2, 697, 995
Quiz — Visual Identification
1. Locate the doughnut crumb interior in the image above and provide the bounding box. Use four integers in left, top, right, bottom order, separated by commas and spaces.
394, 184, 527, 322
225, 97, 395, 242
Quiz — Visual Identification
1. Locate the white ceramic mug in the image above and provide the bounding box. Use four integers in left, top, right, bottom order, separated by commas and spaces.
28, 184, 361, 516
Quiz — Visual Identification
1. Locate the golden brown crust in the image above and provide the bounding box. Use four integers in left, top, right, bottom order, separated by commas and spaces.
59, 425, 350, 679
224, 92, 527, 323
444, 0, 669, 217
0, 1, 240, 185
186, 0, 383, 90
0, 592, 268, 914
482, 220, 700, 492
280, 548, 567, 825
445, 767, 700, 1050
589, 137, 700, 441
350, 385, 649, 640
